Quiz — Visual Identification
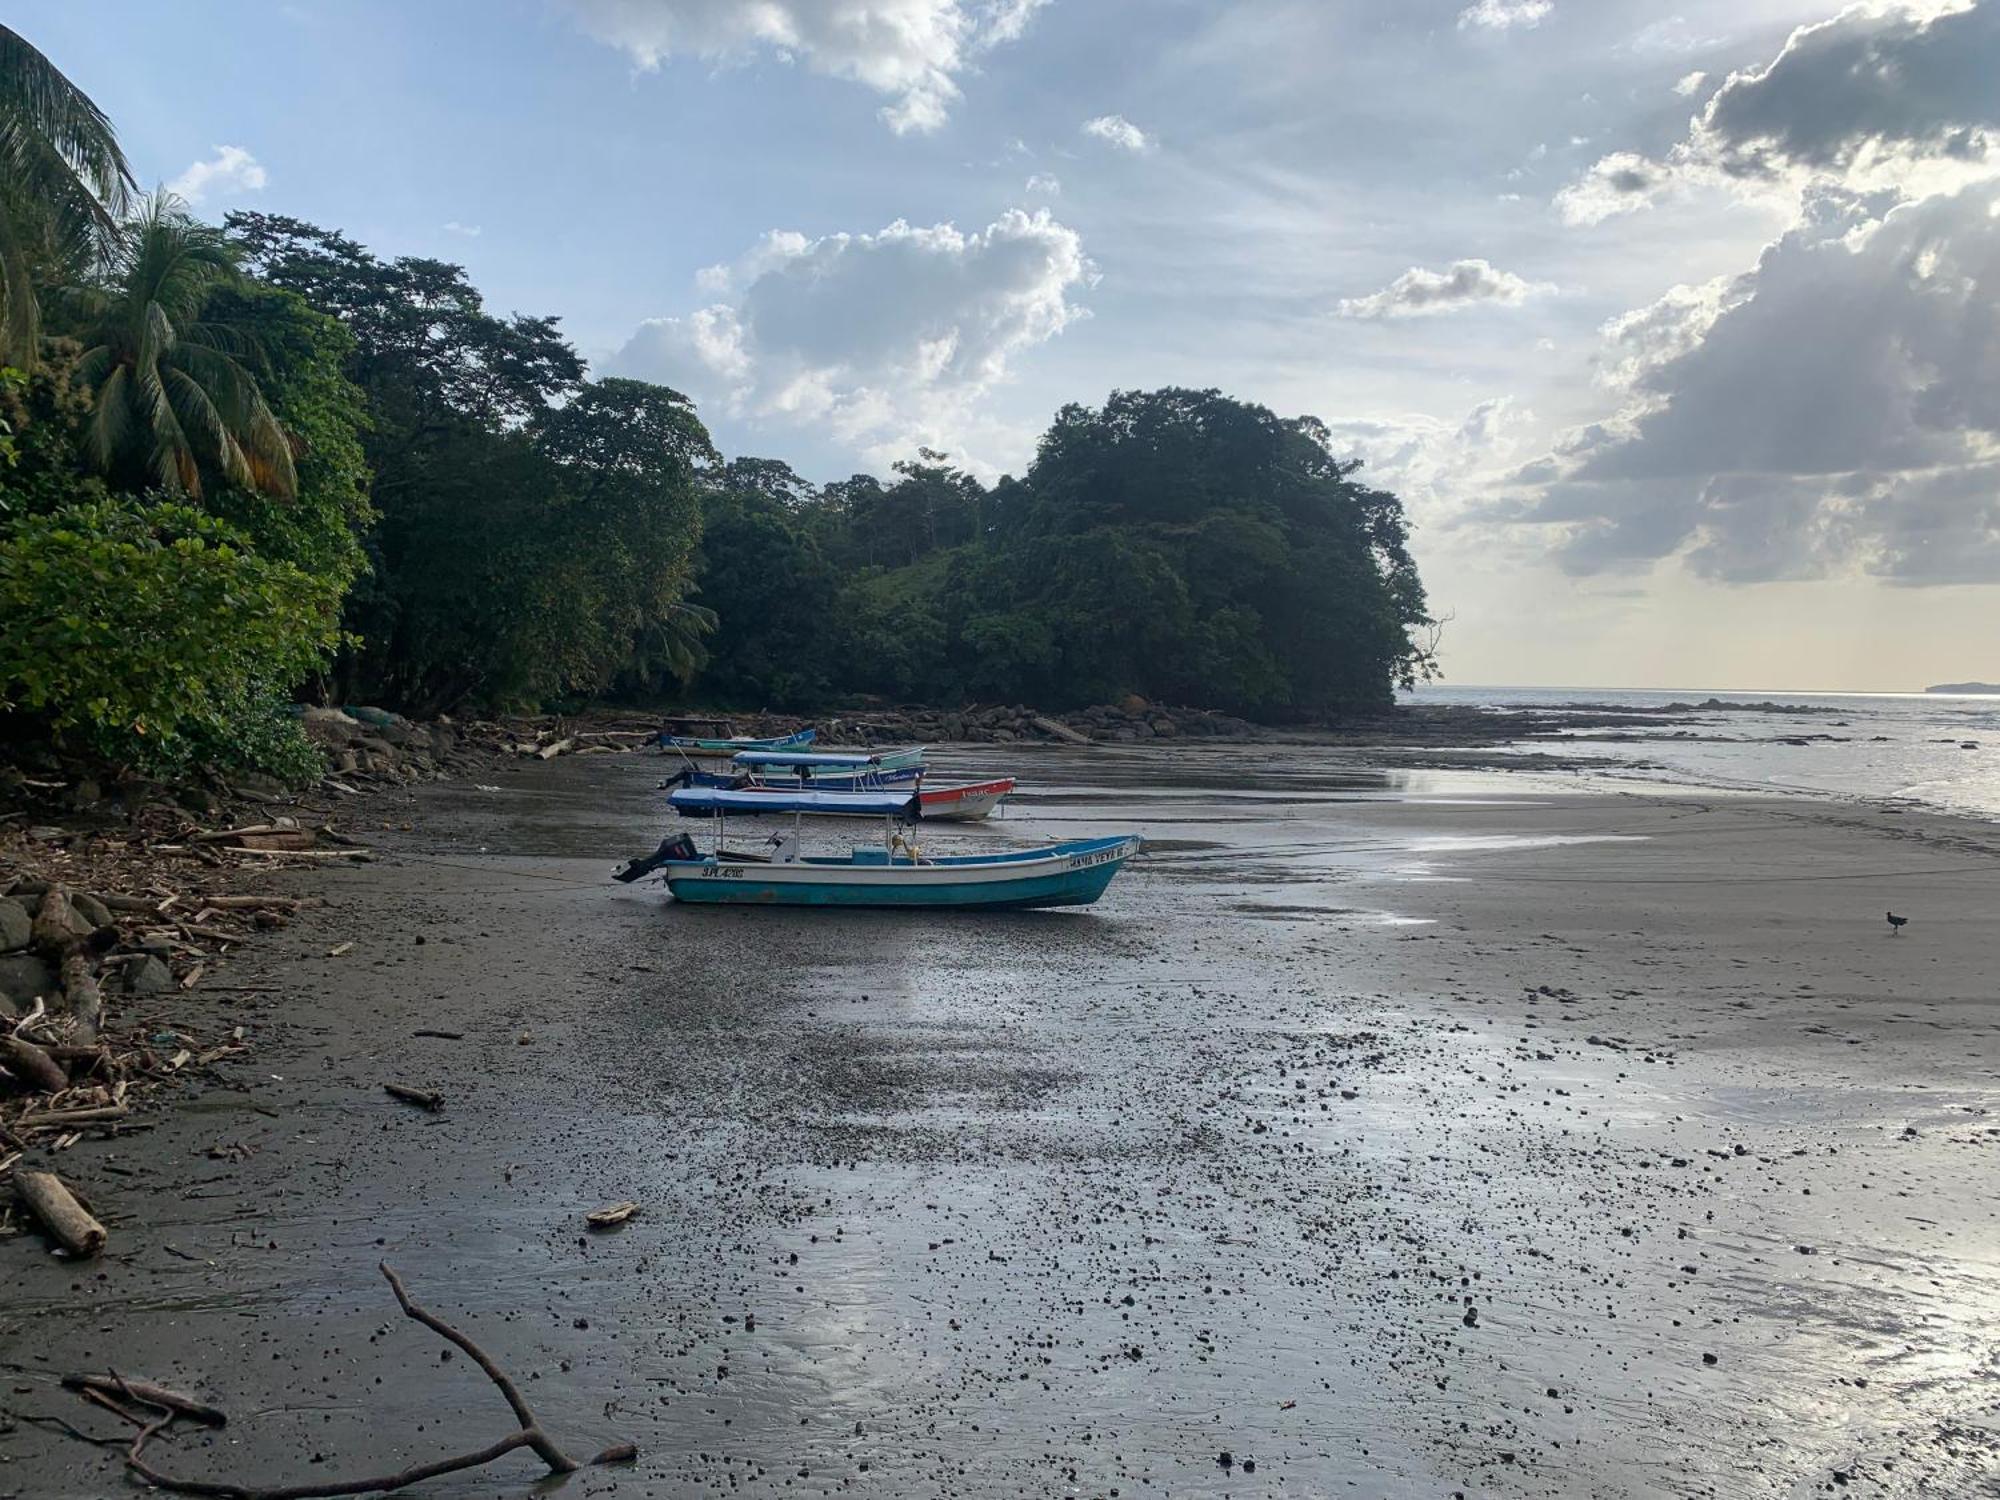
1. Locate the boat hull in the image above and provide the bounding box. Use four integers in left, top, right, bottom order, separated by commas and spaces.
660, 835, 1138, 909
917, 778, 1015, 821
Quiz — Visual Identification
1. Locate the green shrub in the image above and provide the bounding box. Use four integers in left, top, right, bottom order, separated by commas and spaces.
0, 496, 342, 777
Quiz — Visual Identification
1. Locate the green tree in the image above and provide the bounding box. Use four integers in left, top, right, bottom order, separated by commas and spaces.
0, 25, 133, 366
65, 195, 296, 498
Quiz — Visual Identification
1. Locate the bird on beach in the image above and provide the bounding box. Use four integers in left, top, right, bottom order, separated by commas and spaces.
1886, 911, 1909, 935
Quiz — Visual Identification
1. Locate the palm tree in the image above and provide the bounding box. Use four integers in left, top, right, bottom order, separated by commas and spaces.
68, 194, 296, 498
626, 598, 719, 693
0, 25, 134, 366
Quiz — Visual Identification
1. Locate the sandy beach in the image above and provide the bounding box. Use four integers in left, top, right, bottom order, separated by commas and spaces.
4, 743, 1998, 1498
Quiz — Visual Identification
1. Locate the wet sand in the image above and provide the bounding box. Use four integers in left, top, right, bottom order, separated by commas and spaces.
4, 743, 1999, 1498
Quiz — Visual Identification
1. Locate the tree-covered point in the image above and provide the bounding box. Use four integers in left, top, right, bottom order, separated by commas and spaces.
689, 389, 1436, 718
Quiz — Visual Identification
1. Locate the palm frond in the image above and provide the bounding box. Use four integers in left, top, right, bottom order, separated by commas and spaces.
0, 25, 134, 214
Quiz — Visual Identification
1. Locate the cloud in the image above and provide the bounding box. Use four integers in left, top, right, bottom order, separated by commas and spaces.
608, 209, 1090, 467
1502, 181, 2000, 583
1673, 69, 1707, 99
1024, 172, 1060, 196
1554, 150, 1674, 225
1694, 1, 2000, 181
1457, 0, 1553, 32
562, 0, 1046, 133
1558, 3, 2000, 223
442, 220, 482, 237
1081, 114, 1151, 152
1327, 396, 1536, 522
166, 145, 266, 204
1335, 258, 1554, 318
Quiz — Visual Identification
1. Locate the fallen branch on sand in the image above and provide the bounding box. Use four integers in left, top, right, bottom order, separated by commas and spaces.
66, 1262, 636, 1498
382, 1082, 443, 1111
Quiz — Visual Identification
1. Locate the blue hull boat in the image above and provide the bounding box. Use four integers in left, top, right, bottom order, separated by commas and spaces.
657, 835, 1142, 909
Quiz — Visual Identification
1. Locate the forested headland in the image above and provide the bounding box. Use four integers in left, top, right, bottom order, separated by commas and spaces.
0, 26, 1437, 787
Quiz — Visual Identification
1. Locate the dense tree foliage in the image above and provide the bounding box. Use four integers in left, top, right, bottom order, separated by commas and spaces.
0, 25, 1435, 787
684, 389, 1434, 718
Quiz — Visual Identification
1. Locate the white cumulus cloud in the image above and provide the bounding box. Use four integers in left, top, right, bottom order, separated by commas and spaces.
1081, 114, 1151, 152
1335, 259, 1554, 318
563, 0, 1046, 133
1458, 0, 1553, 32
167, 145, 266, 204
609, 209, 1091, 468
1024, 172, 1061, 196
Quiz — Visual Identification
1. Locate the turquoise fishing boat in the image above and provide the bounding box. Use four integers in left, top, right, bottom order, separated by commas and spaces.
615, 787, 1140, 909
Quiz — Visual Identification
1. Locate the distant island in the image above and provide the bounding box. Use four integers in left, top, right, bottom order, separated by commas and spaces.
1926, 681, 2000, 694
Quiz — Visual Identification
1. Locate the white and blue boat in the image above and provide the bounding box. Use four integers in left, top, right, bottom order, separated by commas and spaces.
616, 785, 1139, 909
657, 726, 817, 754
669, 746, 1014, 821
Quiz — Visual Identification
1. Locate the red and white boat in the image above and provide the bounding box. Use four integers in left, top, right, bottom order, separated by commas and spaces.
918, 776, 1016, 821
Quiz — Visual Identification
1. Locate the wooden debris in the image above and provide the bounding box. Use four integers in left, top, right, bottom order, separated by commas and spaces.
413, 1028, 465, 1040
16, 1103, 130, 1130
14, 1167, 108, 1256
535, 737, 575, 760
99, 1263, 635, 1498
585, 1201, 640, 1229
0, 1034, 69, 1094
326, 941, 354, 958
62, 1373, 226, 1428
383, 1082, 443, 1111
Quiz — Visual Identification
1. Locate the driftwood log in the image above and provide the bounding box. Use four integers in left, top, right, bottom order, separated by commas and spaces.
14, 1167, 107, 1255
1, 1034, 69, 1093
101, 1262, 635, 1498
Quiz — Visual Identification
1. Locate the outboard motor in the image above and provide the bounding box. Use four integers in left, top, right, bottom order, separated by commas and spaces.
613, 832, 698, 883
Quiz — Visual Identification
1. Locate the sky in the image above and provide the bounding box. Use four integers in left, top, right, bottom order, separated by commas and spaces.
22, 0, 2000, 691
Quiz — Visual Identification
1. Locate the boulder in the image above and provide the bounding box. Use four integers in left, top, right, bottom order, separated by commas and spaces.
71, 892, 113, 930
124, 955, 174, 995
0, 952, 58, 1007
0, 898, 30, 953
300, 706, 363, 745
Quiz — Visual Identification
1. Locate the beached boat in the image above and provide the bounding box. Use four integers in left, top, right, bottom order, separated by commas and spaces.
616, 788, 1139, 909
672, 747, 1014, 821
657, 726, 816, 754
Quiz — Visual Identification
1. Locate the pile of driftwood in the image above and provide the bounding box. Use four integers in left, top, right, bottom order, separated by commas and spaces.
482, 720, 660, 762
0, 874, 295, 1256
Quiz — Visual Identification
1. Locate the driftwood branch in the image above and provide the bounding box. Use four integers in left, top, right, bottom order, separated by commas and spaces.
14, 1167, 107, 1255
87, 1262, 632, 1499
63, 1372, 226, 1427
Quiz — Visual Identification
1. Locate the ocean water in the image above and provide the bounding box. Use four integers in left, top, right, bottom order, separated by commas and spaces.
1400, 685, 2000, 822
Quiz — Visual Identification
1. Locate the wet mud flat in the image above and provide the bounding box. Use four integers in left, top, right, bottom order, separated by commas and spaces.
2, 744, 1998, 1498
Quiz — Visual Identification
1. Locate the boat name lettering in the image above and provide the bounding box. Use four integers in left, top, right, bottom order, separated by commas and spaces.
1066, 846, 1124, 871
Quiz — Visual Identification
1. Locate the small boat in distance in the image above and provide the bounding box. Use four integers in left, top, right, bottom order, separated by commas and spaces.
658, 726, 816, 754
617, 787, 1139, 909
